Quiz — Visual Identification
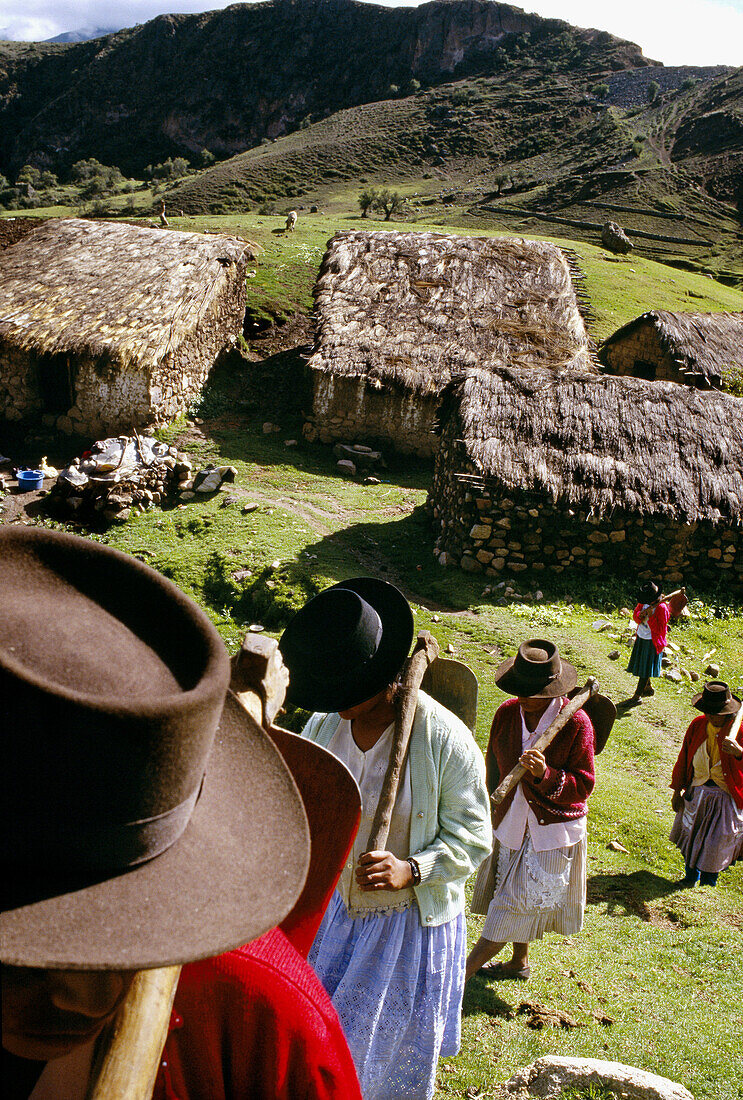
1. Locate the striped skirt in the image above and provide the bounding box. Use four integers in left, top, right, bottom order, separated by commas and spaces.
627, 636, 662, 679
472, 833, 586, 943
670, 784, 743, 874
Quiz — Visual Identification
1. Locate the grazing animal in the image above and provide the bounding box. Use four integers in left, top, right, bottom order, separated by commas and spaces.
159, 201, 169, 228
285, 210, 298, 232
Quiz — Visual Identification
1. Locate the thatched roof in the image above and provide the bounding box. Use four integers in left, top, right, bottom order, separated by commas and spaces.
0, 219, 252, 368
600, 310, 743, 385
441, 368, 743, 524
309, 231, 595, 396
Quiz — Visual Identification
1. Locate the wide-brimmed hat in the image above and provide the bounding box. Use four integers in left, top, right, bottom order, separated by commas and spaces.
638, 581, 660, 604
494, 639, 577, 699
0, 528, 310, 970
279, 578, 414, 713
692, 681, 741, 717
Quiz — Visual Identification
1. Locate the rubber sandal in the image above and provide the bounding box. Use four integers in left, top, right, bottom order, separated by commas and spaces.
478, 960, 531, 981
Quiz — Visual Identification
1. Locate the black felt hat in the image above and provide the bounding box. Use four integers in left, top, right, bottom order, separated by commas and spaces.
0, 527, 310, 970
279, 578, 414, 713
692, 681, 741, 718
494, 639, 578, 699
638, 581, 660, 604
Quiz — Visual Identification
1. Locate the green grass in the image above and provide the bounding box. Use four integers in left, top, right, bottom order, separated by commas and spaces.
50, 400, 739, 1099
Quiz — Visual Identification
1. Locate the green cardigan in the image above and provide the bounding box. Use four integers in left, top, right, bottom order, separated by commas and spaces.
302, 690, 491, 928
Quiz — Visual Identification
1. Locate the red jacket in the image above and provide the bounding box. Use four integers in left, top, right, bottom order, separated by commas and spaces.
633, 602, 670, 655
486, 698, 595, 829
670, 714, 743, 811
153, 929, 362, 1100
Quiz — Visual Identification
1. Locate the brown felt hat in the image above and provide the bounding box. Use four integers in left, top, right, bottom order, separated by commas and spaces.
494, 639, 577, 699
692, 681, 741, 718
0, 527, 310, 970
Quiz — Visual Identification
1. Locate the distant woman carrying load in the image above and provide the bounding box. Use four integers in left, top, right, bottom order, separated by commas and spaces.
466, 640, 595, 983
279, 579, 491, 1100
626, 581, 670, 705
670, 681, 743, 887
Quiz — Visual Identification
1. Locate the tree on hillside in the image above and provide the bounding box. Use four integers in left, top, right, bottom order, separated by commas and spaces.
374, 188, 403, 221
200, 148, 215, 168
647, 80, 660, 104
358, 187, 379, 218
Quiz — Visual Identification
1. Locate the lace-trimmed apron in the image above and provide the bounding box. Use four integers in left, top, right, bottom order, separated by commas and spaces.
308, 718, 465, 1100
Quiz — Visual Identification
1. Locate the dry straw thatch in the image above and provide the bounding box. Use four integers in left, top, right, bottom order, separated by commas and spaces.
0, 218, 252, 368
309, 230, 595, 395
601, 310, 743, 386
443, 367, 743, 524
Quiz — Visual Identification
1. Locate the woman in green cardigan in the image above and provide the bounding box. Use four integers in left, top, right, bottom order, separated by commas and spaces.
280, 579, 491, 1100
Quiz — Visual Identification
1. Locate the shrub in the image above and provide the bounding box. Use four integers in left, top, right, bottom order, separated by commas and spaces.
647, 80, 660, 103
591, 83, 610, 99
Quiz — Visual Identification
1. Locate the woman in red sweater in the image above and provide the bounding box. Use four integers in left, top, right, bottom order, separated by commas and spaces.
626, 581, 670, 705
670, 681, 743, 887
465, 640, 595, 982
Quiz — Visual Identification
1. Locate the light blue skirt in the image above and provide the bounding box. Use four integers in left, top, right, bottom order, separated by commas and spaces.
308, 891, 466, 1100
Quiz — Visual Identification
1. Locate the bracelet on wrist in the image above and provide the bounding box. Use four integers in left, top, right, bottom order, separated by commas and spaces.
407, 857, 421, 886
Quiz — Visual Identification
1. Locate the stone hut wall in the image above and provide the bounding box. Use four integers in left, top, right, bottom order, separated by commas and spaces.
429, 421, 743, 594
602, 321, 678, 382
309, 374, 439, 457
0, 260, 246, 437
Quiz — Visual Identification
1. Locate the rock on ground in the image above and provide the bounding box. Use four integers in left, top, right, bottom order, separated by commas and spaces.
504, 1055, 693, 1100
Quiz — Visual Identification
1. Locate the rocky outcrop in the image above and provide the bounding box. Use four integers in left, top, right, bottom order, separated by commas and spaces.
602, 220, 634, 253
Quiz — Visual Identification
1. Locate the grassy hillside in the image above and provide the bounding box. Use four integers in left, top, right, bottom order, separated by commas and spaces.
165, 68, 743, 282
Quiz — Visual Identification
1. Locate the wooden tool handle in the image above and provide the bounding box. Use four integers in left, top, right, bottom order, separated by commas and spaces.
85, 966, 181, 1100
491, 678, 599, 807
638, 587, 684, 624
366, 631, 439, 852
722, 703, 743, 759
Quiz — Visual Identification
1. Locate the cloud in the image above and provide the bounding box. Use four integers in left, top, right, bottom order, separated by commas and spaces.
0, 0, 741, 65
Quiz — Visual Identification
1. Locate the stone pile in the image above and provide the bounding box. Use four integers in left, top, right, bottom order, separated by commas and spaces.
48, 434, 192, 525
333, 442, 385, 480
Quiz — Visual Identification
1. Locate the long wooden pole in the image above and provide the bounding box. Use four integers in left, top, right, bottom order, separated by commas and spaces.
366, 631, 439, 852
85, 966, 180, 1100
491, 677, 599, 807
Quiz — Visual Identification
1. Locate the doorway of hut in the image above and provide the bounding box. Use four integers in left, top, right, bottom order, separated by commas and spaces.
35, 352, 77, 414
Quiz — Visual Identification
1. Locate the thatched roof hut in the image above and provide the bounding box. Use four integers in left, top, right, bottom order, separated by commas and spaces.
430, 368, 743, 589
599, 310, 743, 390
0, 218, 252, 435
306, 230, 595, 456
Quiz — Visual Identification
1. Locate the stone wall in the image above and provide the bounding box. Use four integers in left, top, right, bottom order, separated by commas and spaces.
429, 421, 743, 593
602, 321, 678, 382
308, 374, 439, 457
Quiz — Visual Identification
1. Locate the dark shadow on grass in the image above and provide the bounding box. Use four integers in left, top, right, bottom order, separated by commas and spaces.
587, 870, 681, 919
462, 978, 515, 1020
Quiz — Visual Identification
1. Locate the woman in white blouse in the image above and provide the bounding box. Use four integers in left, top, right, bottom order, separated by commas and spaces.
279, 579, 491, 1100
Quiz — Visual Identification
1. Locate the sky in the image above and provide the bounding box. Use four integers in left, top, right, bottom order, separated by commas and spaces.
0, 0, 742, 67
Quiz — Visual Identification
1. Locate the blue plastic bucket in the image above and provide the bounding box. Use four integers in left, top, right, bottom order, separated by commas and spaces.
16, 468, 44, 492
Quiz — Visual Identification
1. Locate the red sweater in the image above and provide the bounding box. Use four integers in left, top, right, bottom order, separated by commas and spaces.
670, 714, 743, 811
633, 602, 670, 655
486, 698, 595, 829
153, 929, 362, 1100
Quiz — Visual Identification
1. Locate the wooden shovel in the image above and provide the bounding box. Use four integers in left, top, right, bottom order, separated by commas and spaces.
491, 677, 599, 807
366, 631, 440, 851
722, 701, 743, 760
